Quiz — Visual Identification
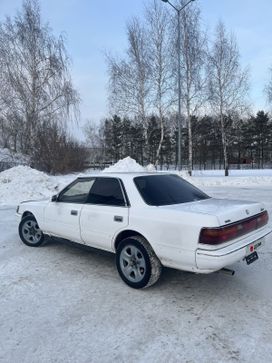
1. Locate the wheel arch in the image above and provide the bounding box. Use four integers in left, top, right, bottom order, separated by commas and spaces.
114, 229, 147, 251
21, 211, 35, 220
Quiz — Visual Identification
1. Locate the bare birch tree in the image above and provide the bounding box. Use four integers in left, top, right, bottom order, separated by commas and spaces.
107, 3, 175, 166
145, 1, 173, 166
264, 67, 272, 105
176, 2, 207, 175
207, 22, 248, 176
107, 17, 151, 128
0, 0, 79, 155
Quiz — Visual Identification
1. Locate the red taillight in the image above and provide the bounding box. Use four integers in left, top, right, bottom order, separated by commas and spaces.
199, 211, 269, 245
256, 211, 269, 227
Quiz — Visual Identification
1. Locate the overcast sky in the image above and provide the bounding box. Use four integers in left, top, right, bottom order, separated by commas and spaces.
1, 0, 272, 137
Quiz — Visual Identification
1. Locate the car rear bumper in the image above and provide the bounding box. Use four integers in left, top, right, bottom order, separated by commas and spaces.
195, 225, 272, 273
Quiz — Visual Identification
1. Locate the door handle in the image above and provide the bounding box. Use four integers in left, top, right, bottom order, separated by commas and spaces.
114, 215, 123, 222
71, 210, 78, 216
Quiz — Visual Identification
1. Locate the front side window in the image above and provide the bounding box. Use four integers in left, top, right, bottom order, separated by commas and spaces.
134, 175, 210, 206
87, 178, 126, 206
58, 179, 95, 203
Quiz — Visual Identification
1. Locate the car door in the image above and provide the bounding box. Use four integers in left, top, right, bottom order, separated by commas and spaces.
80, 177, 129, 251
43, 178, 95, 242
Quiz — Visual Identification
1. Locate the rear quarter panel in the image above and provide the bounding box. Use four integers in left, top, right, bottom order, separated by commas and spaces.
127, 206, 219, 272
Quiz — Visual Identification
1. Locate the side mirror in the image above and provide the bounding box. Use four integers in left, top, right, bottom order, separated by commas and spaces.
51, 195, 58, 202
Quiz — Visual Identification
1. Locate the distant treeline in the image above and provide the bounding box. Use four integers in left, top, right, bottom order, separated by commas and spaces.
86, 111, 272, 170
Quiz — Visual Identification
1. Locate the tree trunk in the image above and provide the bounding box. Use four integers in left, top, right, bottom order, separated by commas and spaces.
220, 114, 229, 176
155, 111, 164, 167
187, 112, 193, 176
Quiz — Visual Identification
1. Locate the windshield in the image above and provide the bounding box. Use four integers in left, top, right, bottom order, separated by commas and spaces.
134, 174, 210, 206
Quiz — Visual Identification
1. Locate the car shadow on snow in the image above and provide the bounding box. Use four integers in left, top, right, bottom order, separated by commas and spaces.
43, 236, 244, 297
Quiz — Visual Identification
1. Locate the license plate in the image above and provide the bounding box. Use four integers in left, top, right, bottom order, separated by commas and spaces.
246, 239, 263, 255
245, 251, 258, 265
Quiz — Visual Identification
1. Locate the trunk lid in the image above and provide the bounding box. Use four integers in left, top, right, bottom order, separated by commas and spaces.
160, 198, 265, 226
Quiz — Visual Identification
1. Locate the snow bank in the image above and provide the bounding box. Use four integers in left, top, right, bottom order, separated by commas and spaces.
145, 163, 156, 172
0, 166, 59, 205
0, 157, 148, 205
102, 156, 145, 173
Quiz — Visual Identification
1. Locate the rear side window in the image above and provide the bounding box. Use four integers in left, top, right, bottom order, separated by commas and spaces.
134, 175, 209, 206
87, 178, 126, 206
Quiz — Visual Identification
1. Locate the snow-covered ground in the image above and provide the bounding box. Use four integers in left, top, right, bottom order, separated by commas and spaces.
1, 157, 272, 362
193, 169, 272, 177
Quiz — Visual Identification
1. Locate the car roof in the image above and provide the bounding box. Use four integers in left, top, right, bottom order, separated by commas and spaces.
76, 172, 173, 181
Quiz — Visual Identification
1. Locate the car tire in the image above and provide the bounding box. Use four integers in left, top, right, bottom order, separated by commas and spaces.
19, 215, 44, 247
116, 236, 162, 289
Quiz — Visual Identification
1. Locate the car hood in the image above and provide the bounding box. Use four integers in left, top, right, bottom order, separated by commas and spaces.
20, 198, 50, 205
159, 198, 265, 226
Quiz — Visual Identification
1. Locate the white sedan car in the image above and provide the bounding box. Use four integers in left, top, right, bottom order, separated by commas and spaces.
17, 173, 271, 288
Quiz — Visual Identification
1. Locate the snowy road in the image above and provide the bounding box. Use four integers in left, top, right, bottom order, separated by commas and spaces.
1, 186, 272, 363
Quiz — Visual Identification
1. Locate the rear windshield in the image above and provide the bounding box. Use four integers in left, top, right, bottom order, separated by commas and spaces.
134, 174, 210, 206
